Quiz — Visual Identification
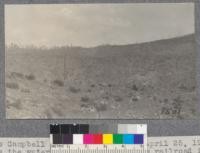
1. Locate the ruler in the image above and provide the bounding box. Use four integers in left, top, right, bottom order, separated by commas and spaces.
51, 144, 148, 153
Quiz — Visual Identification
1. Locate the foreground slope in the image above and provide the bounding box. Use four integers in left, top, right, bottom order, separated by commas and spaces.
6, 34, 197, 119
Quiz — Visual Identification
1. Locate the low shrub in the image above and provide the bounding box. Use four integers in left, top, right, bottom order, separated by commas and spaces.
6, 82, 19, 90
53, 79, 64, 87
69, 86, 80, 93
25, 74, 36, 80
81, 96, 90, 103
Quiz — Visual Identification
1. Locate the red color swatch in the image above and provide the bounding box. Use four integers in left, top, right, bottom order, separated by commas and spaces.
93, 134, 103, 144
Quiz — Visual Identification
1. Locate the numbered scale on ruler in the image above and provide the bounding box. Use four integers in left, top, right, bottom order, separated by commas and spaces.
51, 144, 148, 153
50, 124, 147, 153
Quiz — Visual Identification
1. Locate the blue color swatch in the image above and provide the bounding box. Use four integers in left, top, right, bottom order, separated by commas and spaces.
134, 134, 143, 144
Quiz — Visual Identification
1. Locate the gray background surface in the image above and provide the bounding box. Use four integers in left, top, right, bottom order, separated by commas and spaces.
0, 0, 199, 137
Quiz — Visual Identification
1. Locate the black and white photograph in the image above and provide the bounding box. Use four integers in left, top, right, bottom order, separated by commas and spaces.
5, 3, 197, 119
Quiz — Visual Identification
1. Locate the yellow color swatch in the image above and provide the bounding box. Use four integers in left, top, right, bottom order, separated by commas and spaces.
103, 134, 113, 144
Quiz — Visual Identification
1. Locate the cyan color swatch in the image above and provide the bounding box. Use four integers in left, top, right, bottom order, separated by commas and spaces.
123, 134, 134, 144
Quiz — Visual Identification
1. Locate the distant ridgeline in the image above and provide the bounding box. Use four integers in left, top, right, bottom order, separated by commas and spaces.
6, 34, 195, 52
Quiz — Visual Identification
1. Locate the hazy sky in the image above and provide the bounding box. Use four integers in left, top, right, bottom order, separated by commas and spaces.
5, 3, 194, 47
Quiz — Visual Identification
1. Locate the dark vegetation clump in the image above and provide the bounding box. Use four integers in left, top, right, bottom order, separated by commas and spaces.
95, 103, 107, 112
25, 74, 36, 80
132, 84, 138, 91
87, 89, 92, 93
114, 96, 123, 102
131, 96, 139, 102
164, 98, 168, 103
69, 86, 80, 93
161, 107, 170, 115
81, 96, 90, 103
108, 84, 112, 87
53, 79, 64, 87
90, 84, 95, 88
102, 95, 109, 100
80, 103, 90, 108
6, 82, 19, 90
21, 88, 30, 93
171, 96, 183, 115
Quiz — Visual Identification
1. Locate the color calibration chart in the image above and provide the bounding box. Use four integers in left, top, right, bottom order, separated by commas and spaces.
50, 124, 147, 153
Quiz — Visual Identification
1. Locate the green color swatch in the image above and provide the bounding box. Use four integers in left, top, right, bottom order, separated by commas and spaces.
113, 134, 123, 144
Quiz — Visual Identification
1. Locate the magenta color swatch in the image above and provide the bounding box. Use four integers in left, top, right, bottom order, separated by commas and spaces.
83, 134, 93, 144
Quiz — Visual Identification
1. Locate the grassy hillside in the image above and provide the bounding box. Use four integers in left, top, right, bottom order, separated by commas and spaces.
5, 34, 197, 119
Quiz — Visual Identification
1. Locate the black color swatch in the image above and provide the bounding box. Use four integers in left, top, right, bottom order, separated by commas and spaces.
61, 124, 72, 134
53, 134, 62, 144
51, 124, 90, 136
71, 124, 79, 134
79, 124, 89, 134
50, 124, 60, 134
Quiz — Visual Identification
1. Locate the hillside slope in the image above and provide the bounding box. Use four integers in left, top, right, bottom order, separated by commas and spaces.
6, 34, 197, 119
